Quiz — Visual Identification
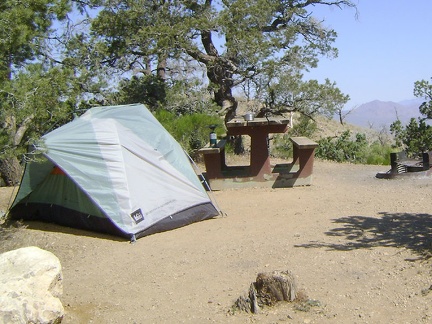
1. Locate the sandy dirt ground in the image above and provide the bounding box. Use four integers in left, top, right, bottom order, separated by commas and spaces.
1, 160, 432, 323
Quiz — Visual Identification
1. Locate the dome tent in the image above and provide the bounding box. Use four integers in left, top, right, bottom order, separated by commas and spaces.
9, 104, 220, 240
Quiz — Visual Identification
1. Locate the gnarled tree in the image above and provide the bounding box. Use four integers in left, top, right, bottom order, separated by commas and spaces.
78, 0, 355, 122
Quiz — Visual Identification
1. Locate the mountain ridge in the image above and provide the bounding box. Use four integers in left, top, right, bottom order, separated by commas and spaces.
341, 99, 423, 129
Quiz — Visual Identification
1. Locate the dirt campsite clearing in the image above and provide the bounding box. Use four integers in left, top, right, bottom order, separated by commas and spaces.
1, 160, 432, 323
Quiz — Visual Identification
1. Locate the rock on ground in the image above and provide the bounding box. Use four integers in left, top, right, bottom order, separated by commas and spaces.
0, 246, 64, 324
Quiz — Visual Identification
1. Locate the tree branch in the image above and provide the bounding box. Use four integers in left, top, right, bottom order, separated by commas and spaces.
14, 114, 35, 147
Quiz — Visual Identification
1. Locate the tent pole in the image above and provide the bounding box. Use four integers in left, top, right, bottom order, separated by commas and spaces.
184, 151, 226, 217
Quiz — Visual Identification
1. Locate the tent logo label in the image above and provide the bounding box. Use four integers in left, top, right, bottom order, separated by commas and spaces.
131, 209, 144, 224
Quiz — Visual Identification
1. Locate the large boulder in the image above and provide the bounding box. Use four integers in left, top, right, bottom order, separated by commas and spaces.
0, 246, 64, 324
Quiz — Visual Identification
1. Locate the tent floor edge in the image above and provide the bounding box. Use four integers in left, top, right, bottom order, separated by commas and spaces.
9, 203, 129, 239
134, 202, 219, 239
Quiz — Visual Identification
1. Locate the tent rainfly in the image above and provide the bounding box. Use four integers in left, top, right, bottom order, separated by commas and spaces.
9, 104, 220, 240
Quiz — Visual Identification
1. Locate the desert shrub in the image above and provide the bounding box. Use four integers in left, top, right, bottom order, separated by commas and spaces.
271, 134, 293, 159
364, 142, 393, 165
315, 131, 366, 163
271, 116, 317, 158
290, 115, 317, 138
154, 110, 224, 156
316, 131, 392, 165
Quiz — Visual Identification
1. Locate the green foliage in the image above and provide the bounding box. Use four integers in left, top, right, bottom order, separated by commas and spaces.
273, 125, 391, 165
0, 0, 70, 80
290, 115, 318, 138
0, 64, 75, 158
272, 135, 293, 159
390, 117, 432, 155
107, 74, 220, 115
154, 110, 224, 155
74, 0, 355, 121
316, 131, 367, 163
164, 79, 220, 116
0, 1, 78, 184
109, 75, 166, 110
415, 78, 432, 118
390, 77, 432, 156
272, 115, 317, 158
365, 142, 393, 165
316, 131, 393, 165
0, 1, 102, 161
389, 119, 404, 149
254, 72, 350, 119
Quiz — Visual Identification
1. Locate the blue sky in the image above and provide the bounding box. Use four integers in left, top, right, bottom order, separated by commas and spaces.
306, 0, 432, 109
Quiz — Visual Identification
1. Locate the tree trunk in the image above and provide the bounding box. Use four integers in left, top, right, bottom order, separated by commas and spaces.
337, 109, 344, 125
213, 83, 244, 154
207, 63, 237, 123
0, 156, 23, 186
206, 61, 245, 153
156, 53, 167, 80
199, 29, 238, 122
198, 30, 243, 152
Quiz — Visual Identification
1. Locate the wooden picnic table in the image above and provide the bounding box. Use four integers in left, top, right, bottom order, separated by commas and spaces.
199, 117, 319, 189
226, 117, 290, 178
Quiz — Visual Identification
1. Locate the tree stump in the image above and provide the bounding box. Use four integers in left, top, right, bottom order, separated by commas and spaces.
233, 283, 260, 313
255, 270, 297, 305
233, 270, 298, 314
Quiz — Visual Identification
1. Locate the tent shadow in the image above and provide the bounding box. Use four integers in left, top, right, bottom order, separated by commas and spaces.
12, 220, 125, 242
295, 212, 432, 261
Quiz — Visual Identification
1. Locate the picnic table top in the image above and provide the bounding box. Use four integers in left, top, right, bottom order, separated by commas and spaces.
226, 117, 290, 128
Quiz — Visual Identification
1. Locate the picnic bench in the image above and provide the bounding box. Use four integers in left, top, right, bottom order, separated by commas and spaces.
198, 139, 227, 179
291, 136, 320, 179
198, 118, 319, 190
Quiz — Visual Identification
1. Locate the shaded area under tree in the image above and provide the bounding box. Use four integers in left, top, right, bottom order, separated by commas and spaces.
295, 212, 432, 260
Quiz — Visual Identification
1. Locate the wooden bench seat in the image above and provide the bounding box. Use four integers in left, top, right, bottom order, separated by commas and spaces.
290, 137, 318, 180
198, 140, 227, 179
198, 139, 226, 154
290, 136, 319, 149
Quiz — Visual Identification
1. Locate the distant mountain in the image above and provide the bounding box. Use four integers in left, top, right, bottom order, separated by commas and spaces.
398, 98, 424, 106
341, 99, 423, 129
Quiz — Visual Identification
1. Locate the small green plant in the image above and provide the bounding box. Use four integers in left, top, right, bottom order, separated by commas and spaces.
154, 109, 224, 156
271, 115, 317, 159
272, 134, 293, 159
294, 299, 322, 312
290, 115, 317, 138
365, 142, 393, 165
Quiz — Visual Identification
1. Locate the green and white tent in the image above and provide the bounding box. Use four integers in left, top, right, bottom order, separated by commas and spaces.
9, 104, 220, 240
